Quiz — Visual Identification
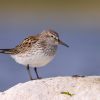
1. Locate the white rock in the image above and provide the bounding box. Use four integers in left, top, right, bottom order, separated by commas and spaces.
0, 76, 100, 100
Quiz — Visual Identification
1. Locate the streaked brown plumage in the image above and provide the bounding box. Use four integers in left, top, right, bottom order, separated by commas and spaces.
1, 36, 39, 54
0, 29, 69, 80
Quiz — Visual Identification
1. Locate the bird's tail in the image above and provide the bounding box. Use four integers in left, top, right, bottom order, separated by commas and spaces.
0, 49, 12, 54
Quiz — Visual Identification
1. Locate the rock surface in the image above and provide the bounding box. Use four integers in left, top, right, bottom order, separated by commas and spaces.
0, 76, 100, 100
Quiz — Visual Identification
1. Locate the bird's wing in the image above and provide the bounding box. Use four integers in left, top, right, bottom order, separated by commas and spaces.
10, 35, 39, 54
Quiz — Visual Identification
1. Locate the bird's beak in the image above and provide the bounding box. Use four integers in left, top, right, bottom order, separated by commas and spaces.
58, 39, 69, 47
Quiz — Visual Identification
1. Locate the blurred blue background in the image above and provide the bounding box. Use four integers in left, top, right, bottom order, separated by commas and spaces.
0, 0, 100, 91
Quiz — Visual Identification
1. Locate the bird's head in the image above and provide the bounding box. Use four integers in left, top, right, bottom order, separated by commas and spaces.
40, 29, 69, 47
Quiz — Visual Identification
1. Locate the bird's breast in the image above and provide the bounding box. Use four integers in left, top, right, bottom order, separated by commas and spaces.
11, 45, 57, 67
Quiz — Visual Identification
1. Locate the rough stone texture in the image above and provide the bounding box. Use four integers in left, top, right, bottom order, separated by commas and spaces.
0, 76, 100, 100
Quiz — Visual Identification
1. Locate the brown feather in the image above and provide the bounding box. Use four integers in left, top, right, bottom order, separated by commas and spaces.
10, 35, 39, 54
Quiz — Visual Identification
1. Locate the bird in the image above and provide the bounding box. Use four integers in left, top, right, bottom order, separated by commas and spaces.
0, 29, 69, 80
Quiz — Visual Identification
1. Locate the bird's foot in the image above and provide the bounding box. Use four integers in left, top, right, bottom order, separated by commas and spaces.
30, 77, 42, 80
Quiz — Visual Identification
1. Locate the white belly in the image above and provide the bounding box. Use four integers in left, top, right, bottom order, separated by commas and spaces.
11, 50, 55, 67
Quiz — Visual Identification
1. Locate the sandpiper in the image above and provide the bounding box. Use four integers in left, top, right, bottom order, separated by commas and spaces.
0, 29, 69, 80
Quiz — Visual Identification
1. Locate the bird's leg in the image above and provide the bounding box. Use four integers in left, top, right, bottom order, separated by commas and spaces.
26, 65, 33, 80
34, 67, 41, 79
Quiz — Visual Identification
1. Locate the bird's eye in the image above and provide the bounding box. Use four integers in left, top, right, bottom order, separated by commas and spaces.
51, 35, 58, 40
51, 35, 54, 38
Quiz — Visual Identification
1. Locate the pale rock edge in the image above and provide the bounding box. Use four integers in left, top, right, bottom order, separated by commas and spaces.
0, 76, 100, 100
